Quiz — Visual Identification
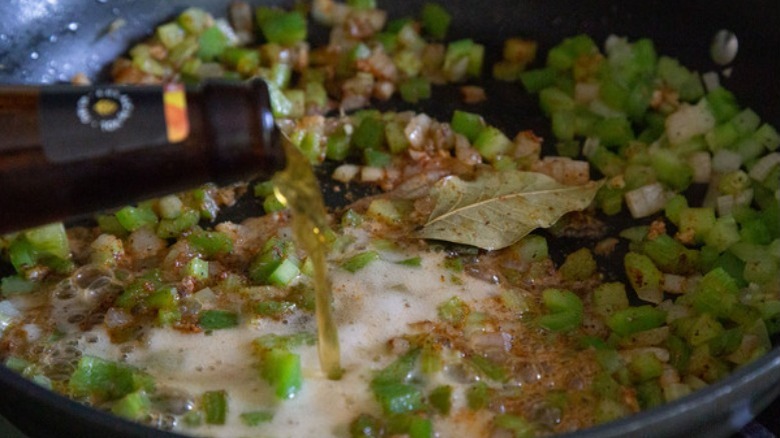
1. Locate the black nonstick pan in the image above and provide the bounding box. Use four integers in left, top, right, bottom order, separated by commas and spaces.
1, 1, 780, 437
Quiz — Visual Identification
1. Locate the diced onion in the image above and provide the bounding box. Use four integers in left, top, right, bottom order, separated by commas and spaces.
748, 152, 780, 181
665, 101, 716, 145
574, 82, 600, 104
687, 151, 712, 183
624, 183, 670, 218
0, 301, 20, 335
711, 149, 742, 173
405, 113, 432, 149
332, 164, 360, 183
702, 71, 720, 92
717, 194, 735, 216
663, 273, 688, 294
360, 166, 385, 182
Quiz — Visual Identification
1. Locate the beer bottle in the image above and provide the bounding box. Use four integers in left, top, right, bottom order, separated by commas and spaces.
0, 79, 282, 233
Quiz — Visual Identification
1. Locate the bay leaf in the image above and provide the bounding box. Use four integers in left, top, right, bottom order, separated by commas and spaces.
416, 170, 603, 250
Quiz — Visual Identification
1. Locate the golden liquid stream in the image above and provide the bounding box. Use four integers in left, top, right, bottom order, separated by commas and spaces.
273, 138, 342, 380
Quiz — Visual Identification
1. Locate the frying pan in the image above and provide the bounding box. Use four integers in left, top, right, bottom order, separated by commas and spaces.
1, 0, 780, 437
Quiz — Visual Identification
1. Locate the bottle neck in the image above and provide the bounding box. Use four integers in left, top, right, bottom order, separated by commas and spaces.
0, 87, 40, 151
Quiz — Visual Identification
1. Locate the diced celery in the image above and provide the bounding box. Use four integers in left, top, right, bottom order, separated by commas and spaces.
240, 411, 274, 426
493, 414, 536, 438
429, 385, 452, 415
691, 267, 738, 318
731, 108, 761, 136
157, 209, 200, 239
753, 123, 780, 151
350, 414, 385, 438
199, 310, 239, 330
222, 47, 260, 76
372, 381, 423, 414
0, 276, 35, 295
268, 258, 300, 286
592, 282, 629, 318
111, 390, 151, 421
451, 110, 486, 142
347, 0, 376, 8
385, 121, 410, 154
197, 26, 228, 61
705, 87, 740, 123
678, 207, 716, 242
587, 145, 625, 177
468, 355, 507, 382
640, 234, 699, 274
257, 9, 307, 46
551, 110, 576, 141
443, 39, 484, 80
399, 77, 432, 103
69, 356, 151, 402
341, 251, 380, 273
520, 67, 558, 93
593, 117, 634, 148
353, 116, 386, 150
421, 3, 451, 39
739, 217, 773, 245
607, 306, 666, 336
624, 252, 662, 303
539, 87, 575, 115
657, 56, 704, 102
473, 126, 513, 160
116, 206, 158, 232
145, 286, 178, 310
636, 381, 664, 409
157, 22, 185, 49
664, 194, 688, 226
362, 148, 391, 168
650, 149, 692, 191
438, 296, 470, 325
510, 234, 549, 262
178, 8, 212, 34
466, 381, 489, 409
366, 198, 402, 223
188, 231, 233, 257
599, 78, 629, 112
628, 352, 663, 382
202, 390, 228, 424
260, 348, 303, 399
538, 288, 583, 332
326, 128, 352, 161
547, 35, 597, 71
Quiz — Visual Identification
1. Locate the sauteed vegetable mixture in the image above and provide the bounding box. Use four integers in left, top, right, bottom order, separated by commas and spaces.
1, 1, 779, 437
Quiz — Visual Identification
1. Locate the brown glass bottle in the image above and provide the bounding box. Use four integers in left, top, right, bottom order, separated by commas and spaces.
0, 79, 282, 233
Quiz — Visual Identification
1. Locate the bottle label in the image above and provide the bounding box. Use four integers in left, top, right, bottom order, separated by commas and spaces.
163, 83, 190, 143
40, 84, 189, 163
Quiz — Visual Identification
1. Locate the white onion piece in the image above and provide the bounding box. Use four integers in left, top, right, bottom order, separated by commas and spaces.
663, 273, 688, 294
127, 227, 166, 260
624, 183, 670, 218
0, 301, 20, 335
717, 194, 735, 216
404, 113, 432, 149
687, 151, 712, 183
360, 166, 385, 182
574, 82, 600, 104
665, 101, 716, 145
748, 152, 780, 181
582, 137, 600, 158
702, 71, 721, 92
332, 164, 360, 183
712, 149, 742, 173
